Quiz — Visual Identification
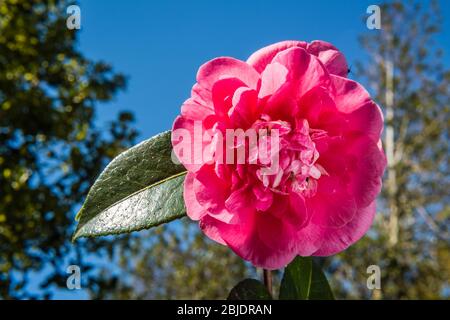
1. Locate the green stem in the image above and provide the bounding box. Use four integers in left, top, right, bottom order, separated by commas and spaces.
263, 269, 273, 297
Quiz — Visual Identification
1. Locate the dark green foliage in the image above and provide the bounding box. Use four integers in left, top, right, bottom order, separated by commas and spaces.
228, 279, 272, 300
0, 0, 137, 298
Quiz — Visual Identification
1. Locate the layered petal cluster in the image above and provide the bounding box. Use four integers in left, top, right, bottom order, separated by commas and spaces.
172, 40, 386, 269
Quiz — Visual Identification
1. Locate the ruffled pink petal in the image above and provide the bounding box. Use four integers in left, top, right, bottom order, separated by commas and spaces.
269, 193, 309, 229
191, 83, 212, 106
212, 77, 247, 119
181, 98, 214, 121
347, 137, 386, 208
295, 223, 324, 256
224, 185, 255, 222
331, 75, 384, 141
228, 87, 259, 129
297, 86, 338, 127
218, 211, 299, 270
172, 115, 210, 172
271, 47, 331, 99
197, 57, 260, 92
332, 75, 384, 142
183, 172, 207, 221
288, 192, 310, 228
171, 116, 203, 172
312, 201, 377, 256
252, 184, 273, 211
199, 215, 226, 245
317, 135, 386, 211
262, 82, 298, 120
256, 211, 298, 253
246, 40, 307, 73
194, 165, 234, 223
332, 75, 371, 112
261, 48, 323, 120
310, 175, 357, 228
344, 101, 384, 141
258, 62, 289, 99
247, 40, 348, 77
306, 40, 348, 77
271, 47, 310, 82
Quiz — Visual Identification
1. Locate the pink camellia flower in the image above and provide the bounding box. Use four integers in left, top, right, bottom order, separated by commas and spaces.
172, 40, 386, 269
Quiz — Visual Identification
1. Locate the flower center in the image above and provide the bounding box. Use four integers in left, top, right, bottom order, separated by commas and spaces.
253, 117, 327, 198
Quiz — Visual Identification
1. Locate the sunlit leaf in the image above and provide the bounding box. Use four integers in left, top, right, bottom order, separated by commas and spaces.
279, 256, 334, 300
73, 131, 187, 240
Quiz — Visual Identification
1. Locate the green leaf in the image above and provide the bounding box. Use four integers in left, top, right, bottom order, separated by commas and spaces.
73, 131, 187, 240
279, 256, 312, 299
227, 279, 272, 300
309, 260, 335, 300
279, 256, 334, 300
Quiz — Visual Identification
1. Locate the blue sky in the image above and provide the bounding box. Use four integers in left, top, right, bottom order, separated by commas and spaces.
77, 0, 450, 141
45, 0, 450, 299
